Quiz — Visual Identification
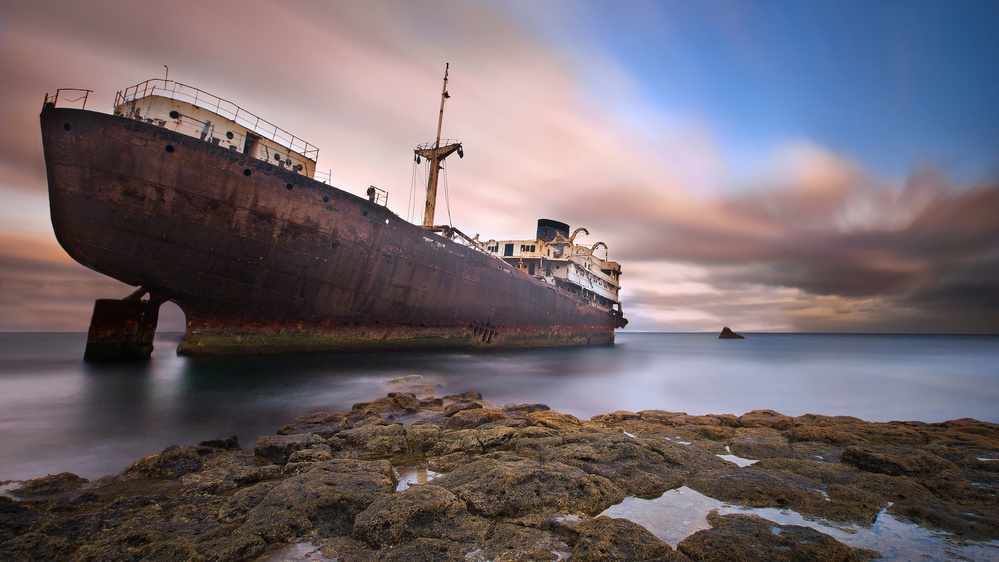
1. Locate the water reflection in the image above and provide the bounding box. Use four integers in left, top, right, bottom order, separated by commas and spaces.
601, 487, 999, 561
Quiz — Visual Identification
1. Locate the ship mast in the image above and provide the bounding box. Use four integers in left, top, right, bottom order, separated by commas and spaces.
415, 63, 462, 227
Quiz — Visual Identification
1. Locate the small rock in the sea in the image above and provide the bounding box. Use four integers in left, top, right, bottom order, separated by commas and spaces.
718, 326, 745, 339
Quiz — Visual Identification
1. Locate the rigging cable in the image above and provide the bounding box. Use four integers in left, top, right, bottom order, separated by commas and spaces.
442, 161, 453, 227
408, 158, 421, 223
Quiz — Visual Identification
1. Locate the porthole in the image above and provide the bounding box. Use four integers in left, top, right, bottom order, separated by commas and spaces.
362, 211, 368, 216
226, 131, 234, 139
274, 154, 282, 161
243, 169, 252, 176
63, 123, 72, 131
169, 110, 179, 119
322, 196, 329, 202
165, 145, 175, 153
285, 159, 292, 166
286, 183, 293, 190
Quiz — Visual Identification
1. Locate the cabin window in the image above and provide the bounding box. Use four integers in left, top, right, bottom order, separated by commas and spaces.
504, 243, 513, 256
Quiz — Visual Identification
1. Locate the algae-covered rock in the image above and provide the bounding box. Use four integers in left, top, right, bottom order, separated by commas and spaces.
332, 422, 409, 456
7, 472, 89, 498
569, 516, 681, 561
406, 423, 443, 453
443, 407, 508, 430
433, 456, 624, 517
544, 433, 685, 498
841, 446, 957, 476
4, 391, 999, 561
277, 412, 347, 438
678, 511, 879, 561
352, 484, 488, 548
239, 462, 394, 537
527, 409, 582, 430
253, 433, 322, 465
739, 409, 795, 430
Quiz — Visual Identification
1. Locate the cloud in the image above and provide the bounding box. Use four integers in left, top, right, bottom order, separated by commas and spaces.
0, 0, 995, 334
602, 147, 999, 333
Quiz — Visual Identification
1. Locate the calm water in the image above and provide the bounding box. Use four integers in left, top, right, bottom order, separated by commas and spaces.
1, 331, 997, 481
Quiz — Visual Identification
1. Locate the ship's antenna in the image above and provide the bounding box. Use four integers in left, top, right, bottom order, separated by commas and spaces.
415, 63, 463, 227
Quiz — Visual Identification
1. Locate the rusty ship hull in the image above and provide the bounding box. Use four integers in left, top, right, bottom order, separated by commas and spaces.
41, 105, 619, 355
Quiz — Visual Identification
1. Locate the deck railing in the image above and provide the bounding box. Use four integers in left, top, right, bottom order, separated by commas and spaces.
43, 89, 93, 110
115, 79, 319, 161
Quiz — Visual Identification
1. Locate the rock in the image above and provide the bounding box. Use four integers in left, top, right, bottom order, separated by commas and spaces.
476, 425, 517, 450
121, 445, 204, 478
287, 446, 333, 464
443, 407, 508, 430
181, 453, 283, 494
352, 484, 488, 548
433, 456, 624, 517
326, 536, 472, 561
331, 423, 408, 456
197, 435, 240, 450
543, 433, 685, 498
406, 423, 443, 453
569, 516, 681, 561
841, 446, 957, 476
728, 427, 794, 459
443, 401, 482, 417
678, 511, 879, 561
589, 410, 642, 425
501, 403, 552, 418
238, 461, 394, 537
527, 410, 582, 430
686, 469, 829, 512
433, 428, 485, 456
8, 472, 89, 498
277, 412, 347, 437
253, 433, 322, 464
348, 393, 421, 423
739, 410, 795, 430
0, 496, 51, 543
472, 522, 569, 560
444, 391, 483, 402
718, 326, 744, 339
4, 391, 999, 561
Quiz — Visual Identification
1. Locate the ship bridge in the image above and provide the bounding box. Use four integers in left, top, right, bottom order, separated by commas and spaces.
483, 219, 623, 312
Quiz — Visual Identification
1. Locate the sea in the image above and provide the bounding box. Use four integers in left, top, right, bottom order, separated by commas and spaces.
2, 331, 998, 560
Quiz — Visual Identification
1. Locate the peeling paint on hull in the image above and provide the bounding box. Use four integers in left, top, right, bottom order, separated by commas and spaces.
41, 106, 619, 354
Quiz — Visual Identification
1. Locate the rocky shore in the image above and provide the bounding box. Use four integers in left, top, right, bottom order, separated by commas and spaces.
3, 388, 998, 561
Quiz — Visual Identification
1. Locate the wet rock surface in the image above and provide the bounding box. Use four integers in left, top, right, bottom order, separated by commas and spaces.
2, 390, 998, 560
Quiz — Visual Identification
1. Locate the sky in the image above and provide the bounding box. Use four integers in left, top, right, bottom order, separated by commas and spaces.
1, 0, 997, 334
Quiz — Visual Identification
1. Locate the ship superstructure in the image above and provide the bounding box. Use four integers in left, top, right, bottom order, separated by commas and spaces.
484, 219, 622, 312
40, 68, 625, 359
